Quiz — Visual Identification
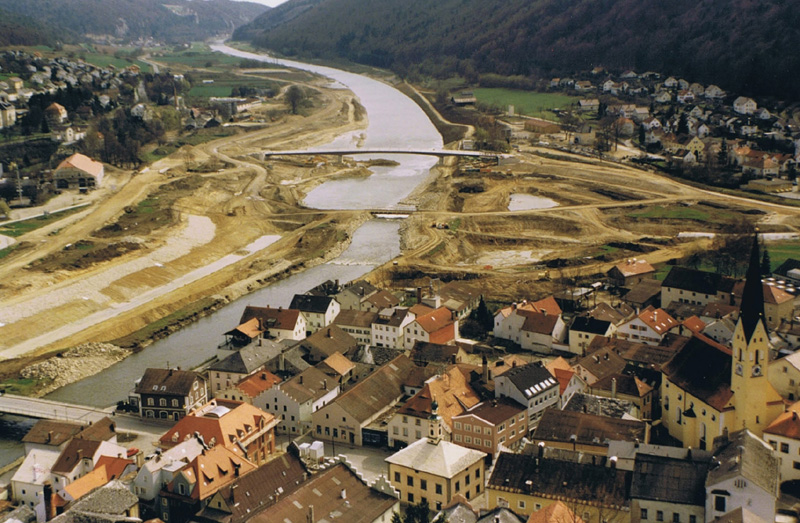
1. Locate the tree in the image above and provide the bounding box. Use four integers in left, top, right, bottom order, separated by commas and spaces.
638, 124, 646, 145
285, 85, 305, 115
761, 248, 771, 276
677, 112, 689, 135
390, 499, 446, 523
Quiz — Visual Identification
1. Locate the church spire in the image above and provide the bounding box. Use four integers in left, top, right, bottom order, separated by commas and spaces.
740, 234, 765, 340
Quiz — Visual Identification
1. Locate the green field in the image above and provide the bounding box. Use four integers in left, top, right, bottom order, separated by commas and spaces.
0, 206, 86, 237
81, 53, 152, 73
472, 88, 581, 119
628, 205, 737, 223
766, 241, 800, 272
156, 43, 243, 69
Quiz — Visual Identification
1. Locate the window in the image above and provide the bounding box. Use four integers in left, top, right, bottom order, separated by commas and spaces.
420, 479, 427, 491
403, 416, 408, 424
159, 398, 167, 407
794, 462, 800, 470
147, 398, 154, 406
465, 424, 471, 432
714, 496, 726, 513
465, 436, 472, 444
689, 517, 696, 523
454, 422, 462, 430
393, 426, 399, 435
657, 511, 664, 522
673, 513, 680, 523
394, 472, 400, 482
436, 484, 443, 495
475, 469, 480, 479
408, 493, 414, 503
416, 418, 421, 426
178, 484, 185, 495
641, 509, 648, 520
172, 399, 179, 407
407, 476, 414, 487
518, 500, 526, 509
455, 434, 462, 442
403, 428, 408, 437
782, 443, 790, 454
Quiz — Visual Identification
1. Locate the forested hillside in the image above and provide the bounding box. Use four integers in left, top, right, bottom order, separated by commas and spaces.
0, 0, 268, 44
0, 9, 63, 46
235, 0, 800, 100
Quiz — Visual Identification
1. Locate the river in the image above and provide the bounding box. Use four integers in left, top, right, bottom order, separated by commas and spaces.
2, 43, 443, 466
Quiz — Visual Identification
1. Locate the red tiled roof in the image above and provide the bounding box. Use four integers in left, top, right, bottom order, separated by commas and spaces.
55, 153, 103, 178
236, 371, 282, 399
415, 307, 454, 333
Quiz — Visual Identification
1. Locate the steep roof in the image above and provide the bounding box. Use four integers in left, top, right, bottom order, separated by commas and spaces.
708, 430, 778, 495
249, 463, 397, 523
333, 309, 379, 328
764, 405, 800, 440
174, 445, 257, 500
612, 259, 656, 278
22, 420, 84, 447
526, 501, 584, 523
289, 294, 337, 313
279, 366, 334, 404
386, 437, 486, 478
570, 316, 612, 335
399, 366, 481, 426
365, 290, 400, 310
410, 342, 461, 364
208, 341, 283, 374
661, 334, 733, 411
636, 306, 679, 335
52, 439, 102, 474
235, 370, 282, 399
415, 307, 454, 333
453, 398, 526, 426
301, 325, 357, 358
160, 400, 277, 450
488, 452, 631, 509
630, 453, 709, 506
774, 258, 800, 278
318, 351, 356, 378
519, 310, 560, 335
576, 347, 627, 381
209, 452, 308, 523
55, 153, 103, 178
322, 354, 416, 424
135, 368, 202, 396
587, 335, 684, 369
499, 362, 558, 398
662, 266, 730, 295
239, 306, 301, 331
75, 417, 117, 443
534, 408, 646, 445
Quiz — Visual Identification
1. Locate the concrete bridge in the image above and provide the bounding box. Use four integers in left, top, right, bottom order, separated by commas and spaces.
262, 148, 498, 159
0, 393, 113, 423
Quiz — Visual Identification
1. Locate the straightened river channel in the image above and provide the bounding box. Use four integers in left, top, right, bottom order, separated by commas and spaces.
0, 43, 445, 467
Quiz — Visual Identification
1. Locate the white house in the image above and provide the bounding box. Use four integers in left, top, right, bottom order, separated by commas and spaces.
764, 407, 800, 484
733, 96, 757, 115
49, 438, 127, 491
371, 307, 415, 349
257, 366, 339, 435
495, 362, 559, 430
132, 437, 205, 502
11, 450, 60, 511
705, 430, 778, 523
403, 307, 457, 350
617, 306, 678, 346
289, 295, 340, 334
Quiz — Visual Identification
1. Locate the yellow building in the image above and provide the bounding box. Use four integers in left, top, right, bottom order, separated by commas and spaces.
385, 401, 486, 512
660, 237, 784, 449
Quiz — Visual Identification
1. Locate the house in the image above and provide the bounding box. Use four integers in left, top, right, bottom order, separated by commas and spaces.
297, 325, 358, 363
487, 452, 631, 521
495, 362, 559, 430
731, 281, 794, 329
578, 99, 600, 112
705, 430, 778, 523
733, 97, 757, 115
21, 420, 90, 455
574, 81, 594, 92
518, 310, 567, 352
0, 99, 16, 129
403, 306, 458, 350
617, 306, 679, 346
49, 437, 129, 491
198, 450, 308, 523
677, 90, 695, 104
53, 153, 104, 191
614, 117, 635, 137
335, 280, 377, 310
133, 436, 205, 503
769, 351, 800, 401
160, 445, 257, 523
207, 341, 282, 395
11, 450, 62, 511
235, 306, 306, 341
573, 125, 596, 145
545, 357, 585, 408
386, 404, 486, 510
51, 480, 139, 523
54, 457, 136, 509
133, 368, 207, 420
607, 259, 656, 288
224, 370, 282, 404
363, 289, 402, 313
425, 280, 482, 320
773, 258, 800, 285
289, 294, 340, 334
247, 461, 399, 523
387, 364, 481, 448
661, 266, 735, 309
622, 279, 663, 310
763, 405, 800, 483
371, 307, 415, 349
316, 351, 356, 386
332, 309, 378, 346
257, 366, 339, 435
568, 316, 615, 356
44, 102, 68, 125
590, 371, 657, 421
312, 354, 416, 447
573, 347, 627, 385
451, 398, 528, 458
705, 85, 725, 100
533, 409, 647, 456
158, 399, 279, 466
654, 91, 672, 104
409, 341, 469, 368
630, 452, 710, 523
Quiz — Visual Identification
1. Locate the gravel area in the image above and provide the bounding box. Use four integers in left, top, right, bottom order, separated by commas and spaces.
0, 215, 214, 326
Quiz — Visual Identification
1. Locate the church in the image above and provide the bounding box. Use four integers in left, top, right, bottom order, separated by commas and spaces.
660, 236, 785, 449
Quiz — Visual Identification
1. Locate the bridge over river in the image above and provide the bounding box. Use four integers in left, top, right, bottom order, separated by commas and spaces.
262, 148, 499, 159
0, 393, 113, 424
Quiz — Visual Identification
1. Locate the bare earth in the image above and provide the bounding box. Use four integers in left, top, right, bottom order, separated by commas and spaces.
2, 64, 800, 389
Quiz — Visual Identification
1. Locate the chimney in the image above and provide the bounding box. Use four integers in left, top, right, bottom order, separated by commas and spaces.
610, 456, 617, 469
416, 287, 422, 304
687, 448, 693, 461
323, 379, 327, 390
543, 309, 547, 316
299, 375, 304, 385
234, 463, 241, 477
47, 431, 53, 443
43, 482, 54, 522
327, 328, 332, 338
482, 355, 489, 382
77, 449, 83, 460
537, 441, 545, 458
611, 378, 617, 399
794, 411, 799, 421
340, 489, 347, 500
308, 505, 315, 523
261, 373, 267, 380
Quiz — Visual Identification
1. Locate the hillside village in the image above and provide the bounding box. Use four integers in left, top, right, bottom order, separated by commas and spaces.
492, 68, 800, 195
5, 233, 800, 523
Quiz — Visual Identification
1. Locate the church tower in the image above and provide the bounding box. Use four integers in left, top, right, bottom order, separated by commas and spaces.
730, 235, 783, 435
428, 399, 443, 444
